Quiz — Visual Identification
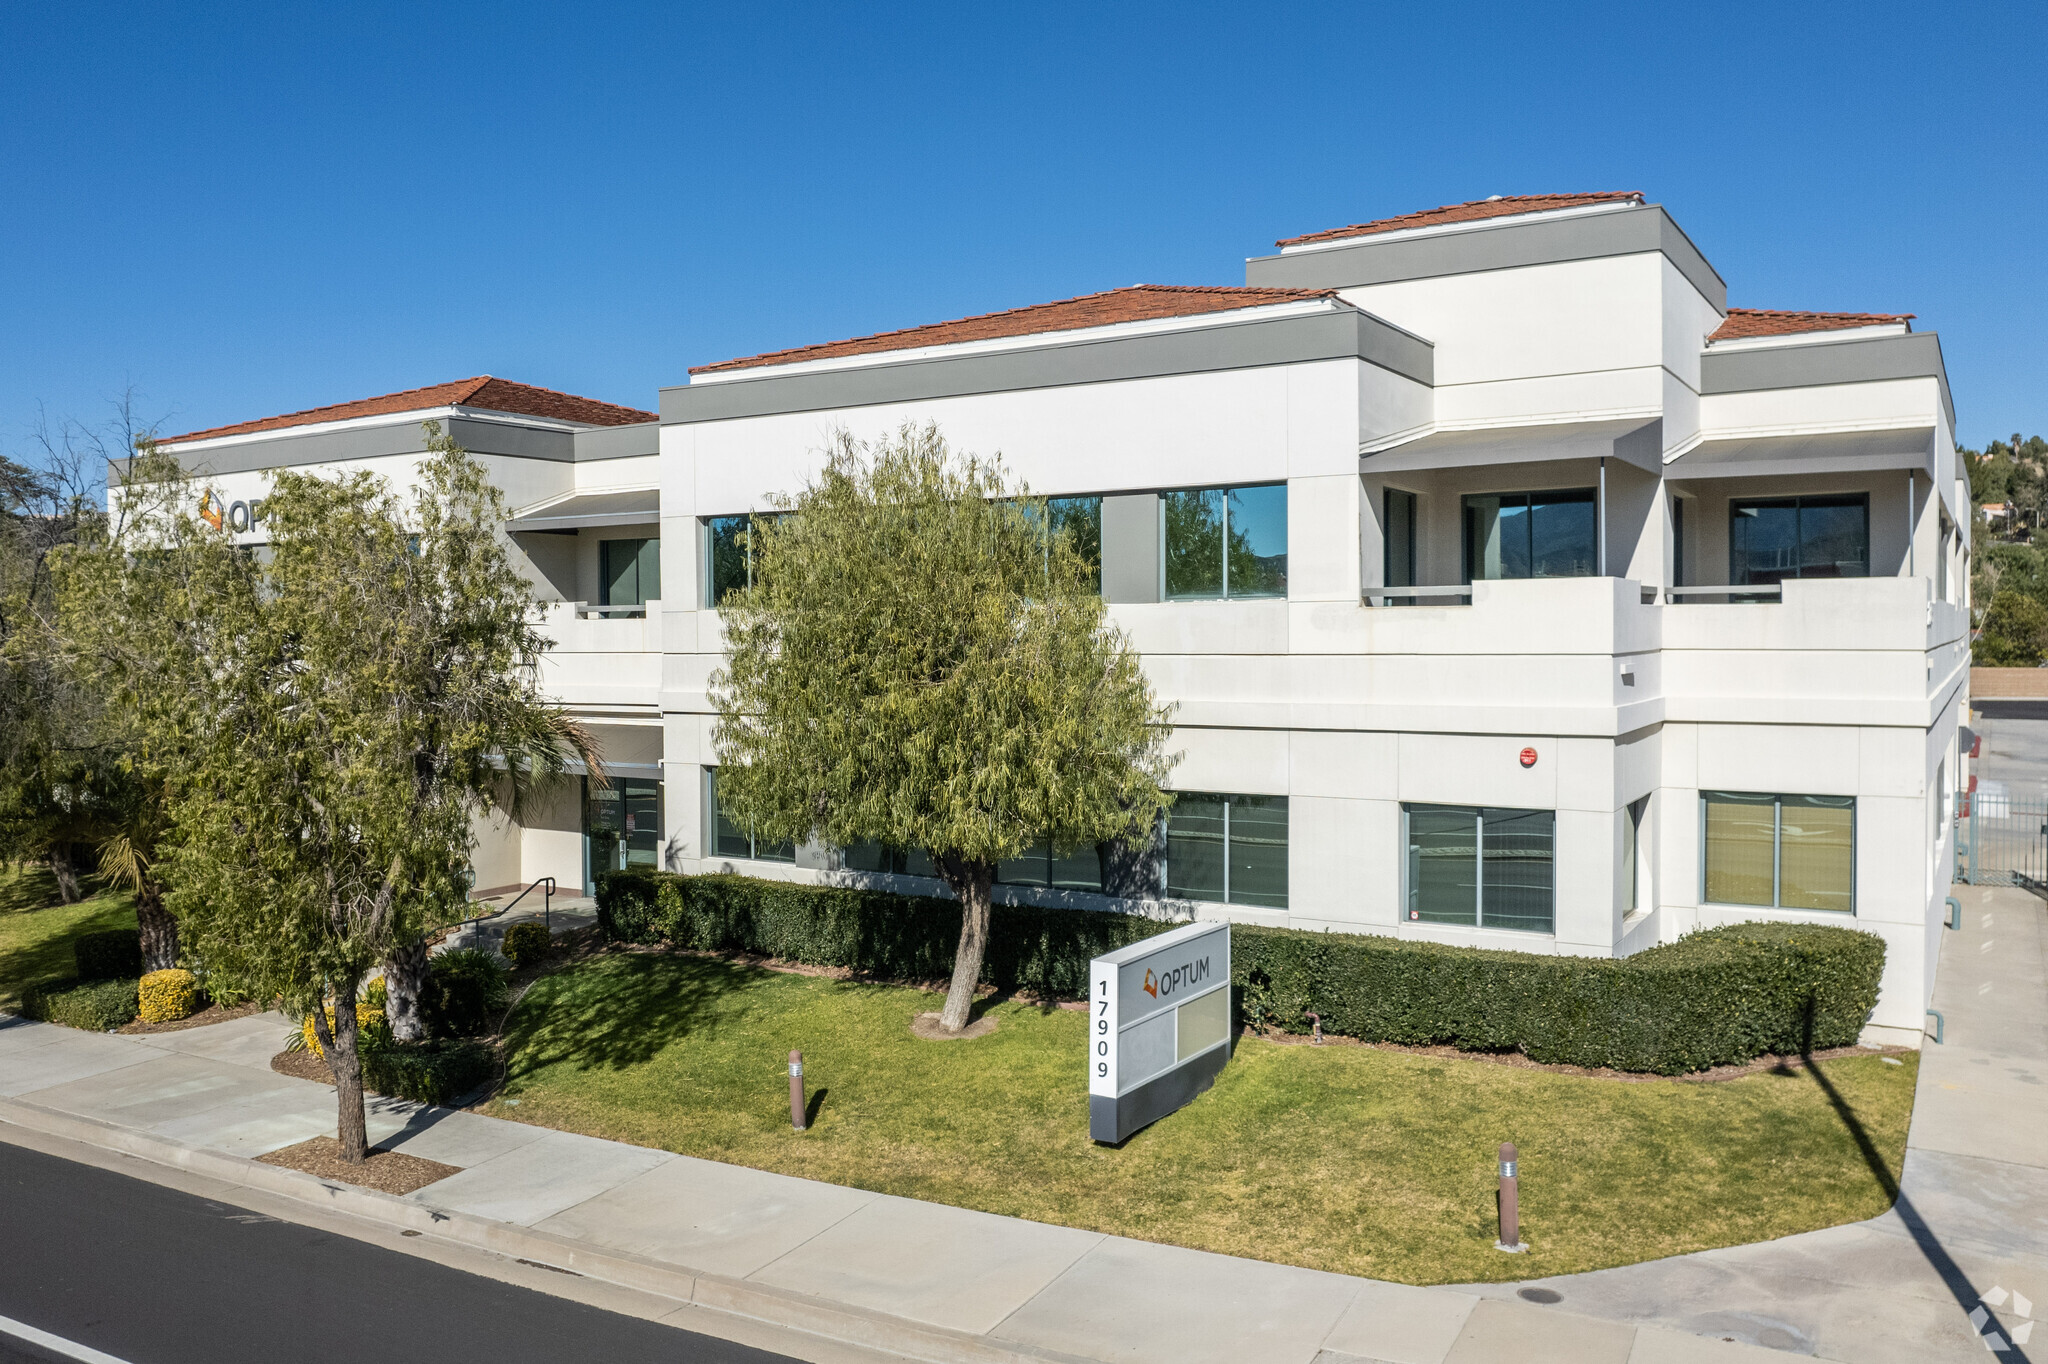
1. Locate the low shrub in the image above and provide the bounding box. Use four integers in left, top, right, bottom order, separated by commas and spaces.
137, 969, 202, 1024
1234, 920, 1887, 1075
500, 922, 551, 970
24, 977, 139, 1031
596, 868, 1172, 999
425, 949, 508, 1038
74, 929, 143, 981
597, 870, 1885, 1074
301, 978, 391, 1058
363, 1039, 497, 1106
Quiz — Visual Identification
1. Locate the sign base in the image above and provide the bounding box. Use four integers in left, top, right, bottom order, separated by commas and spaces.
1090, 1041, 1231, 1144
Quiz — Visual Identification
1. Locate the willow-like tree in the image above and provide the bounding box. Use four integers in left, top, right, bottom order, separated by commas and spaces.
67, 426, 594, 1159
710, 425, 1175, 1033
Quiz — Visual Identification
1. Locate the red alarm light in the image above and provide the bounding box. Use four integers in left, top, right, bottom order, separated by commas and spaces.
1518, 747, 1538, 768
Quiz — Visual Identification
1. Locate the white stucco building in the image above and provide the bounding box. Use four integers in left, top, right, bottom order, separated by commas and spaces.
157, 192, 1967, 1045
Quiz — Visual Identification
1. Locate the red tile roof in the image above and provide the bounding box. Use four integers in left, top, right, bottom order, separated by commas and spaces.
1277, 193, 1646, 248
1708, 308, 1916, 342
164, 377, 656, 443
690, 284, 1343, 374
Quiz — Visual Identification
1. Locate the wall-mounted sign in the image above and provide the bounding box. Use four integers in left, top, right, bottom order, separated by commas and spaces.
1089, 921, 1232, 1144
1519, 747, 1538, 768
198, 489, 267, 535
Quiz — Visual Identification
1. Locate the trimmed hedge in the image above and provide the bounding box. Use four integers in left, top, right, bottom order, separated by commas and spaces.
363, 1040, 497, 1106
138, 969, 202, 1023
74, 930, 143, 981
426, 949, 508, 1038
597, 870, 1885, 1075
24, 977, 140, 1031
1235, 920, 1886, 1075
501, 922, 551, 971
597, 868, 1173, 999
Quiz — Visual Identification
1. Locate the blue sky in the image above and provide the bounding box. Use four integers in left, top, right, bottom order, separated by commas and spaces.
3, 1, 2042, 456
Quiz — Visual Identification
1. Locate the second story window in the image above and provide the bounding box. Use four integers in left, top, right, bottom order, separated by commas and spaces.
1462, 489, 1596, 582
600, 537, 660, 615
1162, 483, 1287, 601
1045, 496, 1103, 593
1730, 495, 1868, 586
705, 514, 771, 607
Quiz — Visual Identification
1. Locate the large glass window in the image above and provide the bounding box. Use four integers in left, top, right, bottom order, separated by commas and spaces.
839, 841, 937, 878
1702, 791, 1854, 912
600, 537, 661, 613
998, 837, 1107, 892
706, 767, 794, 863
1384, 488, 1416, 591
704, 513, 786, 607
1463, 490, 1597, 582
1404, 804, 1556, 934
1729, 495, 1868, 586
1161, 484, 1287, 600
1164, 793, 1287, 908
1046, 496, 1103, 593
585, 778, 663, 892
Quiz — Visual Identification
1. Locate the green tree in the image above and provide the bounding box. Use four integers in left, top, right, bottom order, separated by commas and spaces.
1974, 589, 2048, 666
68, 425, 593, 1158
710, 425, 1175, 1033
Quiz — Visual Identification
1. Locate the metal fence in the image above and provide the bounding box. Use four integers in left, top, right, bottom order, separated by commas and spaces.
1957, 788, 2048, 890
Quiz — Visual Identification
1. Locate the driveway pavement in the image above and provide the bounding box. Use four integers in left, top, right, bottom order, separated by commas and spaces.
2, 884, 2039, 1364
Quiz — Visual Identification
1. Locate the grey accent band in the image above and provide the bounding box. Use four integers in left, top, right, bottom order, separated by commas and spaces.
662, 307, 1434, 425
1089, 1041, 1232, 1144
141, 416, 660, 479
1245, 205, 1728, 313
1100, 493, 1161, 603
1700, 332, 1955, 435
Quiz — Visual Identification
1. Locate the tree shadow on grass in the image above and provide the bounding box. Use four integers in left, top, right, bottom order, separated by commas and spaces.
1801, 1004, 2030, 1359
501, 952, 776, 1076
0, 866, 64, 913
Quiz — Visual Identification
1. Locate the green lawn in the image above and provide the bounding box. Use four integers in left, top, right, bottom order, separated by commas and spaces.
0, 866, 137, 1014
488, 951, 1917, 1285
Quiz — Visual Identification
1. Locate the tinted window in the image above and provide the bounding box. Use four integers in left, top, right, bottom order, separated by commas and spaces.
1404, 804, 1555, 933
1162, 484, 1287, 600
1165, 792, 1286, 908
600, 537, 660, 608
1464, 490, 1596, 582
1730, 495, 1868, 586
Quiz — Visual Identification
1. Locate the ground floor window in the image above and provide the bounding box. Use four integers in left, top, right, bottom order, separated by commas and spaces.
705, 768, 794, 864
1404, 804, 1555, 934
585, 777, 663, 892
1702, 791, 1854, 912
839, 841, 935, 877
1164, 793, 1287, 908
998, 837, 1108, 892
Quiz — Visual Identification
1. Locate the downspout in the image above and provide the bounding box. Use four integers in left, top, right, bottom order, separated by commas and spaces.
1908, 471, 1916, 578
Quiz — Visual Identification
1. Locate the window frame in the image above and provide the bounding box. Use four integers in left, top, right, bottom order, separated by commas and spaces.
599, 536, 660, 612
1401, 803, 1557, 935
704, 767, 794, 864
1698, 790, 1856, 912
1163, 791, 1288, 908
1727, 493, 1871, 587
1157, 482, 1289, 602
1459, 487, 1600, 584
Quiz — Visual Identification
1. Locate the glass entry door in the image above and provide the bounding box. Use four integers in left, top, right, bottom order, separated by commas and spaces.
584, 778, 662, 892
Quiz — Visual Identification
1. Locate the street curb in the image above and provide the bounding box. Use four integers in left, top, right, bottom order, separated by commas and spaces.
0, 1097, 1080, 1364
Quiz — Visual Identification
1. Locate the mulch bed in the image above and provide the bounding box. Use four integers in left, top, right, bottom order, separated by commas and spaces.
257, 1136, 459, 1195
1250, 1027, 1912, 1083
118, 1001, 264, 1036
271, 1049, 334, 1084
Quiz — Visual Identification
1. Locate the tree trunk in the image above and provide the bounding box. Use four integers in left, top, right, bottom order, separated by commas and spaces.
312, 976, 370, 1163
937, 856, 995, 1033
382, 937, 431, 1042
46, 844, 81, 905
135, 880, 178, 974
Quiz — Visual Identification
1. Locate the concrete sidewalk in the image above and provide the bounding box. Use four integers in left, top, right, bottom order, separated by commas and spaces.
1469, 883, 2048, 1362
1, 887, 2038, 1364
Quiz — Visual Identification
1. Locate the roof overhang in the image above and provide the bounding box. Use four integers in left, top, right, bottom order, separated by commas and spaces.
508, 488, 659, 531
1361, 418, 1663, 476
1664, 426, 1934, 481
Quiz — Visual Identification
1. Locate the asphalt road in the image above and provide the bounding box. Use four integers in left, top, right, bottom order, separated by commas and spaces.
0, 1140, 793, 1364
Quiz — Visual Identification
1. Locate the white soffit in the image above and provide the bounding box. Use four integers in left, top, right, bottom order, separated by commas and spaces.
509, 488, 659, 530
1361, 419, 1660, 475
1669, 426, 1934, 480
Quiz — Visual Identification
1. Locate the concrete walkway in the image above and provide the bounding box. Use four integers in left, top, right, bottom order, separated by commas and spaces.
0, 886, 2039, 1364
1468, 882, 2048, 1362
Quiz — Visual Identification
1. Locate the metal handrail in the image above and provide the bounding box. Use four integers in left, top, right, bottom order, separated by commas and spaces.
467, 876, 556, 934
1364, 585, 1474, 605
1664, 584, 1784, 602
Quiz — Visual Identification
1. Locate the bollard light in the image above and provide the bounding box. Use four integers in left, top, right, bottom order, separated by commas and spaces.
789, 1050, 808, 1131
1494, 1141, 1528, 1252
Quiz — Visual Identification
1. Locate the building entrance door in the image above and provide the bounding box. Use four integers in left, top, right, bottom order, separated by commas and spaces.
584, 778, 662, 893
